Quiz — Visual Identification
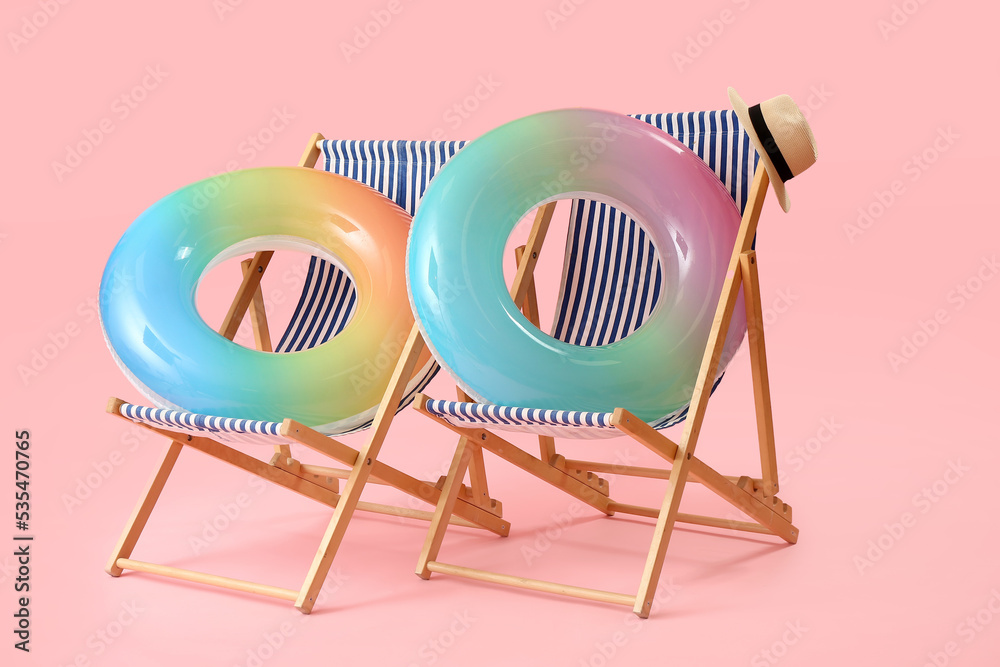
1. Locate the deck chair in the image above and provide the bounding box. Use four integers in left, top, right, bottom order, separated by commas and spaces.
105, 133, 510, 614
397, 110, 804, 617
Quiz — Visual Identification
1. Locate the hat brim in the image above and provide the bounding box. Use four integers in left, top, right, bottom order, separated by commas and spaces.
728, 87, 791, 213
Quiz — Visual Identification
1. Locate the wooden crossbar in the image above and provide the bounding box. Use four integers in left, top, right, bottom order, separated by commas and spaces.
425, 561, 636, 607
115, 559, 298, 601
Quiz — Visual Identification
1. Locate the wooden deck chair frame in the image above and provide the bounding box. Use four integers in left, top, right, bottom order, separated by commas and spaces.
105, 134, 508, 613
396, 164, 798, 618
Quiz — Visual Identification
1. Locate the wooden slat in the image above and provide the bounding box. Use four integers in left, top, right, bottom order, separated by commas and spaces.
241, 258, 273, 352
455, 387, 495, 511
116, 559, 298, 601
741, 250, 779, 496
510, 203, 556, 309
549, 454, 609, 496
417, 437, 479, 578
300, 132, 325, 169
355, 501, 477, 528
219, 251, 273, 341
606, 502, 774, 535
426, 561, 635, 607
562, 458, 755, 486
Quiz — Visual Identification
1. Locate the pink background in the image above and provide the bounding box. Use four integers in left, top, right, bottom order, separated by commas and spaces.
3, 1, 999, 665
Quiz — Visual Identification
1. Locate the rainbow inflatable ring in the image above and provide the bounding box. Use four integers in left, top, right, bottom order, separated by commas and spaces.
99, 167, 433, 435
406, 108, 746, 426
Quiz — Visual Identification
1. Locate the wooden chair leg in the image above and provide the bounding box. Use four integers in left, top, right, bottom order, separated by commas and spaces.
106, 440, 183, 576
294, 324, 426, 613
633, 167, 771, 616
453, 387, 499, 513
417, 437, 477, 579
740, 250, 778, 496
632, 452, 693, 617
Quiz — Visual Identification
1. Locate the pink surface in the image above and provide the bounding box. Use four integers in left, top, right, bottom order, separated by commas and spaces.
2, 1, 998, 665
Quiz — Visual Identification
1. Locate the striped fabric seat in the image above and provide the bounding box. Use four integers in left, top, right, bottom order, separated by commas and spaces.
119, 403, 290, 447
423, 399, 618, 439
429, 110, 758, 437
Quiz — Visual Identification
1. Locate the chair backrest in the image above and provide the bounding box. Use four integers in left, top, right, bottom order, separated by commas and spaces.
277, 115, 758, 425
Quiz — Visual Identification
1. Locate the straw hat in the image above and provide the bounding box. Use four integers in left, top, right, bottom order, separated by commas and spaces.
728, 88, 817, 212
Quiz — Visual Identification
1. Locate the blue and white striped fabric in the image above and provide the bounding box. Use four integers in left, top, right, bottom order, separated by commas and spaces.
274, 256, 357, 353
320, 139, 468, 216
423, 399, 617, 439
427, 111, 757, 437
118, 403, 290, 447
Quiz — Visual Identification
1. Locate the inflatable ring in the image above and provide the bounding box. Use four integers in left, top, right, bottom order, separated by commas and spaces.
407, 109, 746, 425
100, 166, 433, 434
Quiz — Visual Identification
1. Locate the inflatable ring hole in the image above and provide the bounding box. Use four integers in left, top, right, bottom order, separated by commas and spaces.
195, 237, 357, 353
502, 196, 663, 347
